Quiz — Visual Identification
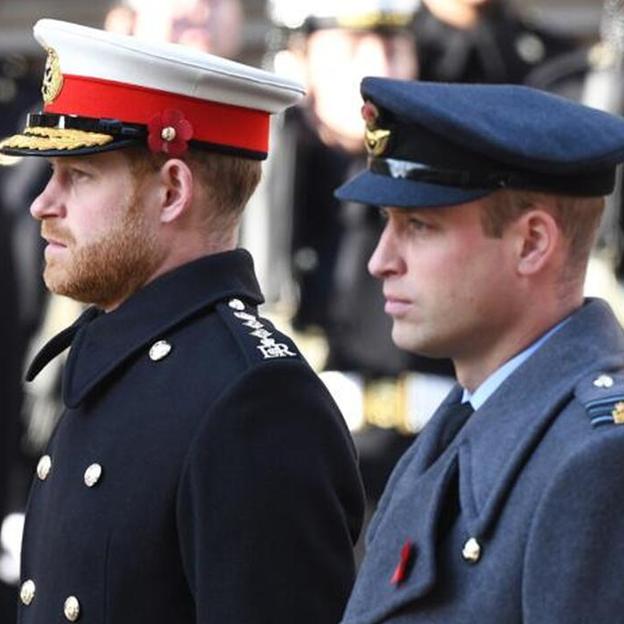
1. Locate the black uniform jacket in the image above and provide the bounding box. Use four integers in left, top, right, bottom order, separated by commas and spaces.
18, 250, 364, 624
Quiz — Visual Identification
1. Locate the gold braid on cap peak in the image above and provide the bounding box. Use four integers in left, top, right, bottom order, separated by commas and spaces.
0, 127, 114, 152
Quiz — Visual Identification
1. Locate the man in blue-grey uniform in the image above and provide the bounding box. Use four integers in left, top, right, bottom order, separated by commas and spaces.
0, 19, 364, 624
335, 77, 624, 622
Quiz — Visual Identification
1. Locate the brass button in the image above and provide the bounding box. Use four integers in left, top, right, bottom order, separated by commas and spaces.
64, 595, 80, 622
37, 455, 52, 481
160, 126, 176, 142
593, 374, 614, 388
228, 298, 245, 311
84, 463, 103, 488
149, 340, 172, 362
20, 579, 36, 606
462, 537, 481, 563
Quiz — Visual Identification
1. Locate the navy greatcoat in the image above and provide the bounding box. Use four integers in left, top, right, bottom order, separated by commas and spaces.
18, 249, 364, 624
341, 299, 624, 623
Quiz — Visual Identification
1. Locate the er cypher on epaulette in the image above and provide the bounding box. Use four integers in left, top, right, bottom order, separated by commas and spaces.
217, 298, 300, 363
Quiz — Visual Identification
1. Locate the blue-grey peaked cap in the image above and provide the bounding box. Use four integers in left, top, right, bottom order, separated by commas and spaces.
335, 78, 624, 208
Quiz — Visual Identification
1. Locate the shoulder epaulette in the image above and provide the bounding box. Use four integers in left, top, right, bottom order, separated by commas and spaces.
575, 372, 624, 428
216, 298, 301, 365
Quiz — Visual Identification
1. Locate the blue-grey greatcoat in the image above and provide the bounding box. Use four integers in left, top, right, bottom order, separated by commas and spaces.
341, 298, 624, 623
18, 249, 364, 624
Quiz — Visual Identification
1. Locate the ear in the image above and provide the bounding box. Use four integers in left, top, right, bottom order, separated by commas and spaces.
513, 209, 561, 277
157, 158, 194, 224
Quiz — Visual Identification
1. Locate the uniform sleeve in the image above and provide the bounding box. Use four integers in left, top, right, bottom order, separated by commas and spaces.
176, 360, 365, 624
523, 432, 624, 622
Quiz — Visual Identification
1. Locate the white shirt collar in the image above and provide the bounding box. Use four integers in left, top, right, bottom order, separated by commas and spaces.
462, 316, 571, 410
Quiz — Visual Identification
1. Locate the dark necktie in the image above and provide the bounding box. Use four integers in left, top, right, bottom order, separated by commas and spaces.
436, 400, 474, 458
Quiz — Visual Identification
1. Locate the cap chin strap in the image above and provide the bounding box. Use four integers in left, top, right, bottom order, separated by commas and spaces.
27, 112, 145, 139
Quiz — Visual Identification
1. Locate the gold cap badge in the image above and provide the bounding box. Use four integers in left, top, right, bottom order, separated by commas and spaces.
42, 47, 64, 105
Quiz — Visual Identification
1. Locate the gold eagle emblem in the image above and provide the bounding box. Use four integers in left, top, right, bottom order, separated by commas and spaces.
365, 128, 391, 157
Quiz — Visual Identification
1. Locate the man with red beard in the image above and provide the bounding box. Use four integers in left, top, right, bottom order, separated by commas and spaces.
0, 19, 364, 624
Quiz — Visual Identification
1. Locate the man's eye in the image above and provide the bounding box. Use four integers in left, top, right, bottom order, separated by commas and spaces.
407, 218, 430, 231
69, 168, 90, 181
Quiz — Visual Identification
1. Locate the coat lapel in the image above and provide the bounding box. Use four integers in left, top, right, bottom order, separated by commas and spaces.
347, 450, 460, 623
348, 386, 468, 622
458, 299, 624, 541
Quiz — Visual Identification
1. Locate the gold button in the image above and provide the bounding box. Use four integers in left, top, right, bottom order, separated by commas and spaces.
149, 340, 172, 362
20, 579, 36, 606
84, 463, 103, 488
593, 374, 614, 388
462, 537, 481, 563
64, 595, 80, 622
37, 455, 52, 481
228, 298, 245, 311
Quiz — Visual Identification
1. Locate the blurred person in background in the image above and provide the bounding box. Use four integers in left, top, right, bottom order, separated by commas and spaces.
414, 0, 578, 84
253, 0, 456, 531
130, 0, 243, 57
527, 0, 624, 322
0, 199, 21, 620
0, 35, 46, 624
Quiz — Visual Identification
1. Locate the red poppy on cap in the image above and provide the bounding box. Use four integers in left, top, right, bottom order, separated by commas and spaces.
148, 109, 194, 157
361, 101, 380, 129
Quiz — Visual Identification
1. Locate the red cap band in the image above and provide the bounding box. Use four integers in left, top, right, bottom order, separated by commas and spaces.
45, 74, 270, 154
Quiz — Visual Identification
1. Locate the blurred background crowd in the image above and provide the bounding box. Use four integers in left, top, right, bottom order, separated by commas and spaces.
0, 0, 622, 619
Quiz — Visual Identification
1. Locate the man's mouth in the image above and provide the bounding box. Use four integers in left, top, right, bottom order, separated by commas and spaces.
384, 294, 412, 317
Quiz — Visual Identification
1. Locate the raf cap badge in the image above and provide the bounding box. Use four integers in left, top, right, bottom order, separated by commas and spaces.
362, 100, 391, 157
41, 47, 63, 105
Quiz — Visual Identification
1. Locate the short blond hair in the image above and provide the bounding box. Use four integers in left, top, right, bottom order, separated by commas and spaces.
480, 190, 605, 275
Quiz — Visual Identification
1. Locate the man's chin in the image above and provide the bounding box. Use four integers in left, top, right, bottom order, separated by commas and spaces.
391, 325, 443, 359
43, 269, 90, 304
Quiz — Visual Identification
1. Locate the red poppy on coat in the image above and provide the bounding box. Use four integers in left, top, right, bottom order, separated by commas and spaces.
391, 541, 415, 586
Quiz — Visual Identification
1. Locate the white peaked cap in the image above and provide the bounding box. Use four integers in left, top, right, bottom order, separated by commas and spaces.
0, 19, 305, 160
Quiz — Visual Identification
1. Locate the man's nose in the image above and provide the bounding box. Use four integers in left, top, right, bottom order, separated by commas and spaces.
30, 175, 64, 221
368, 222, 405, 279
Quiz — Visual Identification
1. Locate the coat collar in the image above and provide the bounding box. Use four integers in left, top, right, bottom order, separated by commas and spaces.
27, 249, 263, 408
344, 299, 624, 623
457, 298, 624, 540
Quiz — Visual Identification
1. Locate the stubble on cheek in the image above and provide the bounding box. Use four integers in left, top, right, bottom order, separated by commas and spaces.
42, 201, 163, 308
